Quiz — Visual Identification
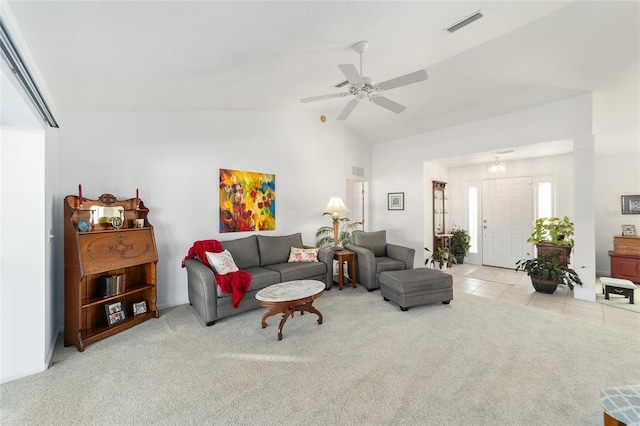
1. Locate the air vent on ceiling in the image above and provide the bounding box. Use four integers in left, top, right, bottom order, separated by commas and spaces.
352, 166, 364, 177
445, 10, 483, 33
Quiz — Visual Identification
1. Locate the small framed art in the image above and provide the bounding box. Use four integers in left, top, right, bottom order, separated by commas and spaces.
621, 195, 640, 215
388, 192, 404, 210
105, 300, 126, 326
622, 224, 636, 236
132, 301, 148, 316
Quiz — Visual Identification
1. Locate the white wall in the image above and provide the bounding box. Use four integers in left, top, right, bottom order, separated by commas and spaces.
0, 125, 46, 383
592, 66, 640, 276
594, 152, 640, 275
1, 2, 60, 384
372, 95, 593, 262
56, 110, 367, 313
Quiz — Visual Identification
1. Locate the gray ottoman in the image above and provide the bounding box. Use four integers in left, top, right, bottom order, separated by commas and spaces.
379, 268, 453, 311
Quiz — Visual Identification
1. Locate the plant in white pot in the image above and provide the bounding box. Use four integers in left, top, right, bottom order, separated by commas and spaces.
425, 247, 456, 270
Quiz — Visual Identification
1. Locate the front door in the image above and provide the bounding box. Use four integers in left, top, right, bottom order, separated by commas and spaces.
482, 177, 533, 268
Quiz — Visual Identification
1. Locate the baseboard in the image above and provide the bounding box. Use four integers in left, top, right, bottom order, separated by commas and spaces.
45, 330, 62, 369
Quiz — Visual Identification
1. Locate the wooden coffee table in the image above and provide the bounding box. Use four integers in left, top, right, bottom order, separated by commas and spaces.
255, 280, 324, 340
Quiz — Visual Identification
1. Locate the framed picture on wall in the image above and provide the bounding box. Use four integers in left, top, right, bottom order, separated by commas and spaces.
388, 192, 404, 210
621, 195, 640, 214
622, 225, 636, 236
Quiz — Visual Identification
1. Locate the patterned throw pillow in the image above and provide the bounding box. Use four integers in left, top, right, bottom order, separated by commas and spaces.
287, 247, 319, 263
205, 249, 240, 275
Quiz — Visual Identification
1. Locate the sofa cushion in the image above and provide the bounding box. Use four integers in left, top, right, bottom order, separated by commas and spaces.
221, 235, 260, 269
257, 233, 304, 266
352, 230, 387, 257
288, 247, 319, 263
205, 249, 239, 275
266, 262, 327, 282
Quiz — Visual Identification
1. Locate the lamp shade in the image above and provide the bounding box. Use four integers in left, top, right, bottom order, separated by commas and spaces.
323, 197, 349, 215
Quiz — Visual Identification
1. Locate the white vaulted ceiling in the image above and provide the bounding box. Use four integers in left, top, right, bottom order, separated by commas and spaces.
4, 1, 639, 144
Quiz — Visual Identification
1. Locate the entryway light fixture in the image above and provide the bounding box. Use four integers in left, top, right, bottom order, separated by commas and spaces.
488, 157, 506, 174
323, 197, 349, 250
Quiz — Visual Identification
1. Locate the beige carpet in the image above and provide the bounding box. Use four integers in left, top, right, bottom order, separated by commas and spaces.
465, 266, 528, 286
2, 286, 639, 425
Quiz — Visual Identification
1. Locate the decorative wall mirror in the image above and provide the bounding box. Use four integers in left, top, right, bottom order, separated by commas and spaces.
89, 205, 124, 225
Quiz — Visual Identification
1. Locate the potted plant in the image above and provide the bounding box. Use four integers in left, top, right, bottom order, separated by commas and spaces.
450, 228, 471, 264
527, 216, 574, 266
515, 252, 583, 294
315, 214, 362, 248
425, 247, 457, 270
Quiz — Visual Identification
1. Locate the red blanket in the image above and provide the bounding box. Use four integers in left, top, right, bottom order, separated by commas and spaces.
182, 240, 251, 309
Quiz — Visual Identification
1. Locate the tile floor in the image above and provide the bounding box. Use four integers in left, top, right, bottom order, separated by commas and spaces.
447, 263, 640, 339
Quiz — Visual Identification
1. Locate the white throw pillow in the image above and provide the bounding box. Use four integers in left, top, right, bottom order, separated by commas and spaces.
205, 250, 239, 275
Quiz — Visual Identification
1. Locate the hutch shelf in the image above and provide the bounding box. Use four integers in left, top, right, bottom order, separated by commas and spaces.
64, 193, 159, 352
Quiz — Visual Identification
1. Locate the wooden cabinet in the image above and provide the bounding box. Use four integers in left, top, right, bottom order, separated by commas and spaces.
613, 235, 640, 256
64, 193, 159, 352
609, 251, 640, 284
432, 180, 449, 253
536, 243, 572, 266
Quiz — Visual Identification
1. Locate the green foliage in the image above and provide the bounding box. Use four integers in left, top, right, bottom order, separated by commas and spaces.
527, 216, 574, 246
315, 213, 362, 248
424, 247, 457, 269
450, 228, 471, 256
515, 252, 583, 290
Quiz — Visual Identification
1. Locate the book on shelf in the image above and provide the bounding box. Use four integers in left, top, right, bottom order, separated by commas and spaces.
99, 274, 127, 297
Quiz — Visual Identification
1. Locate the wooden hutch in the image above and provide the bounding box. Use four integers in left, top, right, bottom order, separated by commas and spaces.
64, 193, 159, 351
433, 181, 451, 252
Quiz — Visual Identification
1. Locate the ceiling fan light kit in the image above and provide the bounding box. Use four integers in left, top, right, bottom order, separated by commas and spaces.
301, 40, 428, 120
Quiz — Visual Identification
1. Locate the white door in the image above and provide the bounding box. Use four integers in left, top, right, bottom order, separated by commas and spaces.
346, 180, 367, 229
482, 177, 533, 268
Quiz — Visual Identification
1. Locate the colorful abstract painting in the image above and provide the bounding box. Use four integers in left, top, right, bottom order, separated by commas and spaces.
219, 169, 275, 232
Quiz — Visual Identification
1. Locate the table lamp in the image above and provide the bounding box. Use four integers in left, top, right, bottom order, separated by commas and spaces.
323, 197, 350, 250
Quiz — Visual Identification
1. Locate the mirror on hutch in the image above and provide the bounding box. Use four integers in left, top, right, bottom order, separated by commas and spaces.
433, 180, 451, 252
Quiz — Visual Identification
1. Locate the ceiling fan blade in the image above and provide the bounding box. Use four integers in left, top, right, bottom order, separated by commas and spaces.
338, 64, 364, 86
371, 96, 406, 114
337, 99, 359, 120
377, 69, 428, 91
300, 92, 349, 103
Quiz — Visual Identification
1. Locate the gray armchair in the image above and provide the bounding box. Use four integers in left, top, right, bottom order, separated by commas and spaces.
346, 230, 415, 291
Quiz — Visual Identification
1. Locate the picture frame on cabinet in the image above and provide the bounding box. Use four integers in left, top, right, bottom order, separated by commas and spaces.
621, 195, 640, 214
388, 192, 404, 210
132, 301, 147, 315
622, 224, 636, 236
105, 300, 126, 326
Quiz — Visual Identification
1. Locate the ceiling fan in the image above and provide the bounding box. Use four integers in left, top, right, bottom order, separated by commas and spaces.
300, 41, 428, 120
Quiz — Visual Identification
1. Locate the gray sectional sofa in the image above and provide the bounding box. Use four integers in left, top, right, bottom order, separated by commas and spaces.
184, 233, 333, 326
